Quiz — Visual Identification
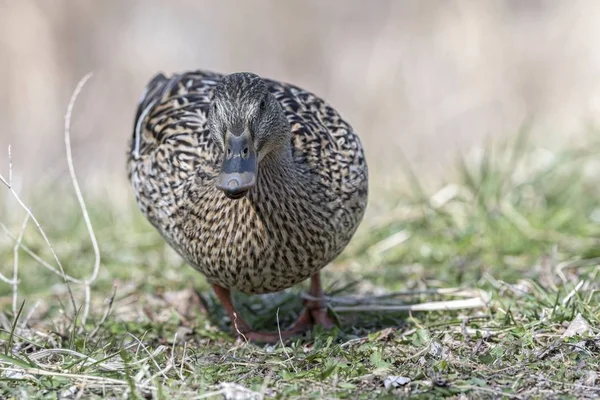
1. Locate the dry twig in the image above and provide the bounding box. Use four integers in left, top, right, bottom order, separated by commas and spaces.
12, 214, 29, 315
0, 72, 99, 329
63, 72, 100, 328
0, 146, 78, 316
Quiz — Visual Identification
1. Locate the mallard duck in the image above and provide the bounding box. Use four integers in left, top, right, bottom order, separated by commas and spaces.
127, 70, 368, 342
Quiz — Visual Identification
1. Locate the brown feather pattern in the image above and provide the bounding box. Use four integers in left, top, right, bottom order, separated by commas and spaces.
127, 70, 368, 294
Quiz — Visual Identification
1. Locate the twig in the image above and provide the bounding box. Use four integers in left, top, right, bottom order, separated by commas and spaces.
0, 223, 82, 283
302, 287, 488, 305
169, 331, 178, 375
64, 72, 99, 328
0, 270, 15, 285
554, 257, 600, 284
331, 297, 488, 313
20, 300, 41, 329
140, 363, 173, 389
139, 331, 178, 389
28, 348, 121, 372
0, 367, 157, 392
0, 147, 18, 286
0, 147, 78, 316
276, 308, 296, 372
179, 340, 187, 380
126, 332, 169, 380
232, 311, 248, 343
562, 280, 584, 306
12, 214, 29, 315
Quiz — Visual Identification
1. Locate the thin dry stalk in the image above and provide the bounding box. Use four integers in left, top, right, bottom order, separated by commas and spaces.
179, 340, 187, 380
332, 297, 488, 313
0, 147, 18, 286
0, 270, 15, 285
20, 300, 41, 328
303, 287, 490, 311
0, 72, 100, 329
562, 280, 584, 306
63, 72, 100, 328
0, 366, 157, 392
276, 308, 296, 372
126, 332, 168, 380
28, 348, 120, 372
0, 147, 78, 316
139, 331, 181, 388
232, 311, 248, 343
0, 222, 83, 283
12, 214, 29, 315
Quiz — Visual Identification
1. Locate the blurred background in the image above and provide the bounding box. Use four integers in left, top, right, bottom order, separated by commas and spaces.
1, 0, 600, 199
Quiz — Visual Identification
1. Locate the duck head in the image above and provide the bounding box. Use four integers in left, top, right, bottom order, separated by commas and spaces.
208, 72, 290, 200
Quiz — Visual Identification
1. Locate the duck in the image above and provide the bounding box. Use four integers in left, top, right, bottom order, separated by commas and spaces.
127, 70, 368, 343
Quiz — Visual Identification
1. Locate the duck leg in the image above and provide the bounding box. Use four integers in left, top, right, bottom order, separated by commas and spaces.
288, 273, 335, 331
212, 284, 252, 335
211, 284, 306, 343
282, 274, 335, 333
211, 274, 334, 343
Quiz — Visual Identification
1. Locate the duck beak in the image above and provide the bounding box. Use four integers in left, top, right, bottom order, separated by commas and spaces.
216, 130, 257, 199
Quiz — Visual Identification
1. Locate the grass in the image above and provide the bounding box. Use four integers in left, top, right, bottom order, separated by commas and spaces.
0, 131, 599, 399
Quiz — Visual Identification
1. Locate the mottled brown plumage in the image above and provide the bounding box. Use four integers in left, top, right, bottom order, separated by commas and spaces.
127, 70, 368, 341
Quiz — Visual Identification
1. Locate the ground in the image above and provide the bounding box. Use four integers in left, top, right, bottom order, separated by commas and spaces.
0, 132, 599, 399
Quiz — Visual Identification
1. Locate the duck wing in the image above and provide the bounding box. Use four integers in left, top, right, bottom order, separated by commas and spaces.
265, 79, 368, 205
127, 70, 224, 233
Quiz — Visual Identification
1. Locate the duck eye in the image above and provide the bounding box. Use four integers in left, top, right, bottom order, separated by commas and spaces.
260, 99, 266, 110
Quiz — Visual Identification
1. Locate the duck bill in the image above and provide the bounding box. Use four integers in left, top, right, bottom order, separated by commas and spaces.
215, 131, 257, 200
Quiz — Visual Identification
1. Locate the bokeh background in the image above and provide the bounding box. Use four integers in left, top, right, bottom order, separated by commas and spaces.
1, 0, 600, 199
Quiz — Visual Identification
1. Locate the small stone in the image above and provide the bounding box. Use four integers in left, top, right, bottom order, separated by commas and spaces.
562, 313, 592, 338
384, 375, 411, 388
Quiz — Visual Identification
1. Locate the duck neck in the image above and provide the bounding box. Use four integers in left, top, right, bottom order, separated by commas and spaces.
259, 131, 294, 166
256, 138, 303, 190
